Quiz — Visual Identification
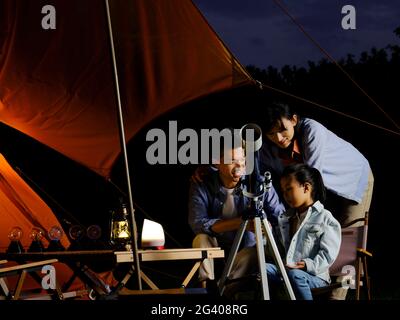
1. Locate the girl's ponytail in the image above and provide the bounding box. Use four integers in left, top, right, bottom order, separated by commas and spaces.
281, 164, 326, 203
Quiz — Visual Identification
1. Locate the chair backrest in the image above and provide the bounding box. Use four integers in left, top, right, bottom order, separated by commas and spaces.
312, 212, 371, 300
329, 226, 364, 275
329, 211, 369, 276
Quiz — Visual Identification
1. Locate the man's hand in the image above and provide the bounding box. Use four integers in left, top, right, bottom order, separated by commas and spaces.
211, 217, 242, 233
286, 261, 306, 270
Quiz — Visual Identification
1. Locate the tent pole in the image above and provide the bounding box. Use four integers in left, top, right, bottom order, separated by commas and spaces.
105, 0, 142, 290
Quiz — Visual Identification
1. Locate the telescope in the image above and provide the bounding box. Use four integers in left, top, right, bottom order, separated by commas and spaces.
239, 124, 272, 218
218, 123, 296, 300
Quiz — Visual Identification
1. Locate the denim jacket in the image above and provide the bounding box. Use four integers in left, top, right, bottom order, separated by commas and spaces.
278, 201, 341, 283
261, 118, 370, 203
188, 170, 285, 249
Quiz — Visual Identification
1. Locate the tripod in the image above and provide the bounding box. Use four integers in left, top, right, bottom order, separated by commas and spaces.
218, 190, 296, 300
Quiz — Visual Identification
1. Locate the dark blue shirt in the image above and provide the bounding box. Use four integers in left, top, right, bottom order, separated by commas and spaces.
188, 170, 285, 249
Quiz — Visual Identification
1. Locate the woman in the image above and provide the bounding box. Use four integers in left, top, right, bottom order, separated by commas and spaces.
260, 102, 374, 227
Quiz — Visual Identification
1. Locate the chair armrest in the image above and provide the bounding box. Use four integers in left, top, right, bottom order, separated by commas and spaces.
356, 248, 372, 257
342, 218, 366, 228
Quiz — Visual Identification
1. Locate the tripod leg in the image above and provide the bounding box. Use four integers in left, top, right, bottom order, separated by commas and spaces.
218, 220, 248, 296
254, 217, 270, 300
261, 219, 296, 300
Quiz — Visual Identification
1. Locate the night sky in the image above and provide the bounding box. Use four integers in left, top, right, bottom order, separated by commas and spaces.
193, 0, 400, 68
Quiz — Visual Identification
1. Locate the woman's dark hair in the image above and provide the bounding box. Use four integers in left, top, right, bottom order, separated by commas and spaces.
261, 102, 299, 134
281, 163, 326, 203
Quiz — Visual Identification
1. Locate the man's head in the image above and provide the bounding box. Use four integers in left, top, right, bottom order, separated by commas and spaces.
215, 146, 245, 188
210, 128, 250, 188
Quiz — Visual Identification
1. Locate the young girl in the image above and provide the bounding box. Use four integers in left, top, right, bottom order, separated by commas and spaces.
260, 102, 373, 228
266, 163, 341, 300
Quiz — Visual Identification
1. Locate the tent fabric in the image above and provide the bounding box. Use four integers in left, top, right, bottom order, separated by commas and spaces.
0, 0, 252, 178
0, 153, 89, 297
0, 151, 117, 297
0, 153, 69, 251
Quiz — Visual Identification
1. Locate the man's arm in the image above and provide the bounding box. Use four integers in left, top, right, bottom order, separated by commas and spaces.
188, 179, 247, 236
210, 217, 242, 233
188, 180, 220, 235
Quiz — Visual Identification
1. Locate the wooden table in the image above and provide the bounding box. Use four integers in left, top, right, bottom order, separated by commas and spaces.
115, 247, 225, 292
1, 248, 225, 297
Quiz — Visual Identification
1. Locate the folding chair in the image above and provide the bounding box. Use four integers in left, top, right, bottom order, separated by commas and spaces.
0, 259, 62, 300
312, 211, 372, 300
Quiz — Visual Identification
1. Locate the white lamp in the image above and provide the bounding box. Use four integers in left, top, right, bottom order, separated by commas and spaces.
141, 219, 165, 249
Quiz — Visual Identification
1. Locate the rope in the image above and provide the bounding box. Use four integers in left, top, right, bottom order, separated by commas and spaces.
260, 82, 400, 137
271, 0, 400, 132
15, 167, 85, 227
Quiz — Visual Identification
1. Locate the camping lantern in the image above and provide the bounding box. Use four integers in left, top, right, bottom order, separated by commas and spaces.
141, 219, 165, 250
110, 202, 131, 250
47, 225, 65, 251
28, 227, 45, 252
7, 227, 25, 253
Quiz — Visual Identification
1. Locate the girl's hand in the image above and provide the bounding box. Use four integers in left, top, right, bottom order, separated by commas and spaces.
286, 261, 306, 270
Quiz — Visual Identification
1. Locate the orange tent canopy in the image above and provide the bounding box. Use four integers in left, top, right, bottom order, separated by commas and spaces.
0, 0, 252, 178
0, 153, 69, 251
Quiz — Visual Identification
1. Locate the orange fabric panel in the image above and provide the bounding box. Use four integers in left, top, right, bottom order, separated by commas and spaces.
0, 0, 252, 177
0, 154, 69, 251
0, 0, 119, 177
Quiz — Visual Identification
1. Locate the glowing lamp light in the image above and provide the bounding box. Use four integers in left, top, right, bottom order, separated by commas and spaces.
110, 207, 131, 249
47, 225, 65, 251
8, 227, 23, 241
48, 225, 63, 241
141, 219, 165, 249
7, 227, 25, 253
28, 227, 45, 252
30, 227, 44, 241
